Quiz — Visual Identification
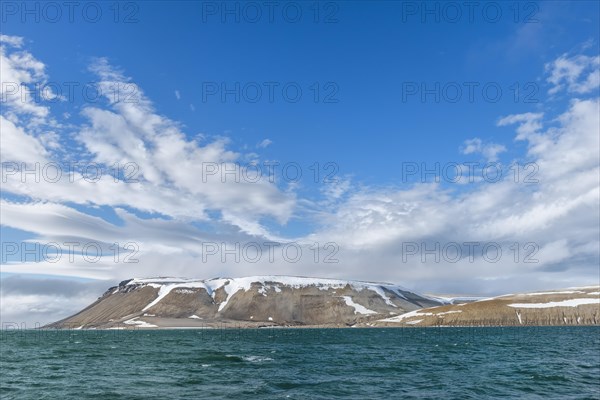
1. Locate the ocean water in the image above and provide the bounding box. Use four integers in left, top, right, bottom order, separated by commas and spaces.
1, 327, 599, 399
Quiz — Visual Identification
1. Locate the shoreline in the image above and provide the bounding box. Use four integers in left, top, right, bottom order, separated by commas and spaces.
4, 323, 600, 332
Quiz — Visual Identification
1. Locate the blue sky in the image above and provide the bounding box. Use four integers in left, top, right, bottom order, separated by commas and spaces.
5, 1, 596, 182
1, 1, 599, 325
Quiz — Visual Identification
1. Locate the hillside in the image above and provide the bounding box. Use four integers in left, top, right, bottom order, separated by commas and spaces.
47, 278, 600, 329
47, 276, 443, 329
373, 287, 600, 327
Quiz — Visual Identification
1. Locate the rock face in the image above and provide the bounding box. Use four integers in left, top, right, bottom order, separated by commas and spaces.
374, 287, 600, 327
47, 276, 443, 329
47, 278, 600, 329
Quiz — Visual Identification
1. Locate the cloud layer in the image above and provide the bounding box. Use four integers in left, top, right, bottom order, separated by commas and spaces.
1, 35, 598, 325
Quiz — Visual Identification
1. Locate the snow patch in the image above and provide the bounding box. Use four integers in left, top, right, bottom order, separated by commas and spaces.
524, 291, 585, 296
204, 276, 423, 312
174, 288, 196, 294
567, 286, 600, 290
507, 298, 600, 308
340, 296, 377, 315
138, 281, 213, 312
428, 296, 483, 304
123, 318, 157, 328
379, 310, 433, 322
436, 310, 462, 316
379, 309, 461, 323
126, 275, 440, 314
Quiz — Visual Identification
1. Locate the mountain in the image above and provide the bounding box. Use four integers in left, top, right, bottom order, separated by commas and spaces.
46, 276, 444, 329
46, 277, 600, 329
374, 287, 600, 327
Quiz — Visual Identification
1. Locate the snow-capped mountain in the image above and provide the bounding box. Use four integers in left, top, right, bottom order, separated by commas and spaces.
47, 276, 444, 329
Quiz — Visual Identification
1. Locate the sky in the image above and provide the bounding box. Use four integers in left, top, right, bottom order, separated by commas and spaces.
1, 1, 599, 326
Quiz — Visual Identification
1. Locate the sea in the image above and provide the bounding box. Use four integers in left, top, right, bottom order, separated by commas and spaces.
1, 327, 599, 399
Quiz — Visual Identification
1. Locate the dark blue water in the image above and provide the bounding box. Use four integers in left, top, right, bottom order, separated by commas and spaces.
1, 327, 599, 399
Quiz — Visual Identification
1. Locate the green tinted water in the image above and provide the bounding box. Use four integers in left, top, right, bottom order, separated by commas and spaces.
1, 327, 599, 399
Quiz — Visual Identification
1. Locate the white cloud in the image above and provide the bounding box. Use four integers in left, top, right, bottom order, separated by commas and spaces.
1, 42, 598, 324
307, 94, 599, 291
0, 34, 24, 47
257, 138, 272, 148
0, 37, 51, 122
497, 112, 544, 141
2, 55, 296, 232
174, 90, 180, 100
1, 293, 97, 327
545, 53, 600, 95
0, 115, 49, 163
320, 177, 351, 203
461, 138, 506, 161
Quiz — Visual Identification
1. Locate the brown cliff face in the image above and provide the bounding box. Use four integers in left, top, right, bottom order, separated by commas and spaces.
47, 278, 600, 329
373, 287, 600, 327
46, 276, 442, 329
